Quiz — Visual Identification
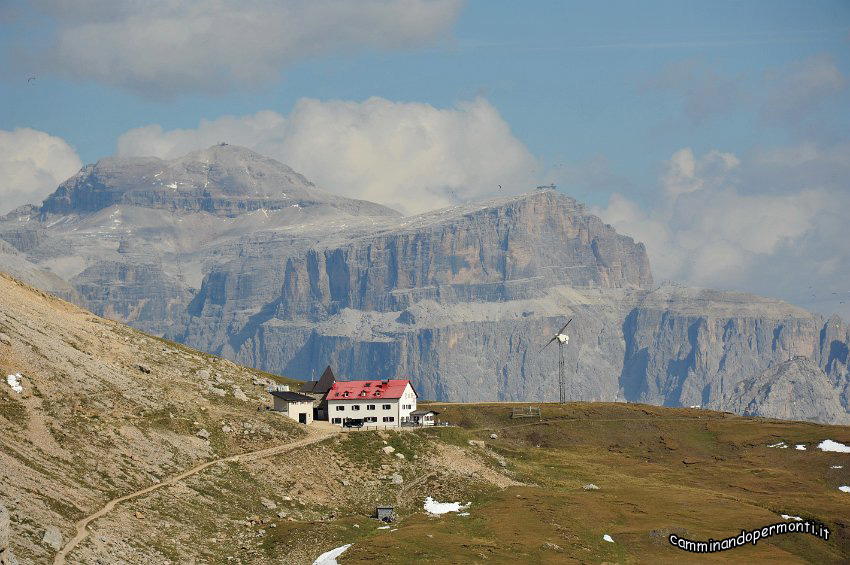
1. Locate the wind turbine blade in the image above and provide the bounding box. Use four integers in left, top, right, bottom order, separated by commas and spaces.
557, 318, 573, 335
539, 336, 557, 354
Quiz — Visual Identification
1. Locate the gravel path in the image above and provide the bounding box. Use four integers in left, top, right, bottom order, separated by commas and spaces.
54, 425, 339, 565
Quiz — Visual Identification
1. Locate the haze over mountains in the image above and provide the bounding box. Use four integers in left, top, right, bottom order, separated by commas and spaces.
1, 145, 848, 424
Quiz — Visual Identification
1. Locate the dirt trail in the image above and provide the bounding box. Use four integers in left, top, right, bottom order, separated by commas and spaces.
54, 425, 339, 565
396, 471, 437, 506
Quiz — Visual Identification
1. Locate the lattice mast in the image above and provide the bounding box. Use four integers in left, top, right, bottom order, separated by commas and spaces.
539, 318, 572, 404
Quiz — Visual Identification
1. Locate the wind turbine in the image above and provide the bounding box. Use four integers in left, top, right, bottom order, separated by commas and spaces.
540, 318, 572, 404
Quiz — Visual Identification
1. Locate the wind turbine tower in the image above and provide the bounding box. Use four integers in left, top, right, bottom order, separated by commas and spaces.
540, 318, 572, 404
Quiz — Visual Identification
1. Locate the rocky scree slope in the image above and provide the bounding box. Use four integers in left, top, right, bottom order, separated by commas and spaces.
0, 145, 848, 423
0, 272, 305, 563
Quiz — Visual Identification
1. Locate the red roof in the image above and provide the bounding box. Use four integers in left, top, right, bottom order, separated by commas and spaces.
326, 380, 415, 401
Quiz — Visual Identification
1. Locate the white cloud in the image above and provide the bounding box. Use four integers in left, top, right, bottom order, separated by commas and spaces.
0, 128, 82, 215
21, 0, 463, 96
117, 97, 538, 214
747, 142, 850, 193
644, 61, 746, 125
594, 146, 849, 318
662, 148, 739, 199
762, 54, 846, 126
117, 111, 287, 158
644, 55, 847, 137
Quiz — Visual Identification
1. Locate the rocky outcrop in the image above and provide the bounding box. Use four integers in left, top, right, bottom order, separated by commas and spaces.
0, 503, 15, 565
708, 357, 850, 424
41, 526, 63, 552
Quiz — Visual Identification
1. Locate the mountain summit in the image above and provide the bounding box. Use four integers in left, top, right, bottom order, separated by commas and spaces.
38, 144, 399, 218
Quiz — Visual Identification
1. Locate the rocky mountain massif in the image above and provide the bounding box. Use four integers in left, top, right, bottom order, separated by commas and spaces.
1, 145, 848, 424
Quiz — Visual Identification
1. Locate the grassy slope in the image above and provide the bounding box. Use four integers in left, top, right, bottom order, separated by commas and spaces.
338, 402, 850, 564
0, 272, 308, 562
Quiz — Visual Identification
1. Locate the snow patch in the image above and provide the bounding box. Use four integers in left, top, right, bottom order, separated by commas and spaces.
795, 445, 806, 451
839, 486, 850, 493
166, 182, 178, 189
781, 514, 803, 521
377, 525, 390, 530
767, 442, 788, 449
831, 465, 843, 469
6, 373, 23, 393
458, 512, 470, 516
818, 440, 850, 453
423, 497, 470, 515
603, 534, 614, 543
312, 544, 352, 565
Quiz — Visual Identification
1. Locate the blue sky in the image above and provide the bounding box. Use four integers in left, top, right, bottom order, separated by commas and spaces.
1, 0, 849, 317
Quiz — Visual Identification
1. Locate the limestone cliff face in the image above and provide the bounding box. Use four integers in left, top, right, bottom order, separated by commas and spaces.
184, 189, 651, 325
818, 315, 850, 409
1, 145, 847, 424
620, 285, 819, 406
708, 357, 850, 424
0, 240, 79, 304
181, 295, 634, 404
71, 260, 191, 337
618, 286, 850, 414
173, 189, 652, 405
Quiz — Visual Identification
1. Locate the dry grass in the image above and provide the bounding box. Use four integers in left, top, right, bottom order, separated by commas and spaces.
339, 402, 850, 564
